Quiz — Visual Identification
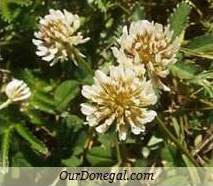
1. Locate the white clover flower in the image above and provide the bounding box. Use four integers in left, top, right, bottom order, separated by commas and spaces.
33, 9, 90, 66
112, 20, 180, 91
81, 65, 157, 141
5, 79, 31, 102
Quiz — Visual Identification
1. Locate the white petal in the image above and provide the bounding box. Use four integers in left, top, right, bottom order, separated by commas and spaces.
96, 124, 109, 133
5, 79, 31, 102
137, 110, 157, 125
32, 39, 43, 46
42, 54, 55, 61
13, 92, 31, 102
80, 103, 96, 116
118, 125, 127, 141
34, 32, 42, 39
119, 131, 127, 141
36, 50, 48, 57
86, 115, 99, 127
49, 48, 58, 55
128, 117, 145, 135
95, 70, 109, 85
131, 125, 145, 135
37, 46, 49, 53
81, 85, 98, 99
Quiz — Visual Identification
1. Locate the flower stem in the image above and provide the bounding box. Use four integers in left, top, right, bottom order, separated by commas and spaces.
73, 48, 93, 75
78, 56, 93, 75
156, 116, 199, 167
115, 137, 122, 166
0, 99, 12, 110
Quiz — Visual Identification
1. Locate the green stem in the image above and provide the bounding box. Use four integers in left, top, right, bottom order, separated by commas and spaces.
181, 48, 213, 60
109, 3, 131, 15
0, 99, 12, 110
115, 137, 122, 166
78, 56, 93, 75
73, 48, 93, 75
156, 116, 199, 167
1, 126, 14, 174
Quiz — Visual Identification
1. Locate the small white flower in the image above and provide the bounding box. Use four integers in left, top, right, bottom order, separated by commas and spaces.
81, 65, 157, 140
5, 79, 31, 102
113, 20, 180, 91
33, 9, 90, 66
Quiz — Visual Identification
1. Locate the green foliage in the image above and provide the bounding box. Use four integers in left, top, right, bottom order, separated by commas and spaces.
170, 61, 198, 80
0, 0, 212, 170
86, 146, 115, 166
131, 3, 145, 21
171, 62, 213, 97
88, 0, 112, 13
54, 80, 80, 111
15, 124, 48, 155
0, 0, 32, 22
183, 34, 213, 59
1, 127, 13, 168
62, 155, 82, 167
65, 114, 83, 132
159, 175, 189, 186
182, 154, 201, 185
168, 1, 192, 39
25, 109, 47, 126
31, 92, 56, 114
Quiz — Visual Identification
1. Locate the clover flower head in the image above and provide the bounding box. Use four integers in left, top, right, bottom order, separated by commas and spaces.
113, 20, 180, 91
81, 65, 157, 140
33, 9, 90, 66
5, 79, 31, 102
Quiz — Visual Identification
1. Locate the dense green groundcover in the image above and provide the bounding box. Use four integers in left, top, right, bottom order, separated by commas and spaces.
0, 0, 212, 170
